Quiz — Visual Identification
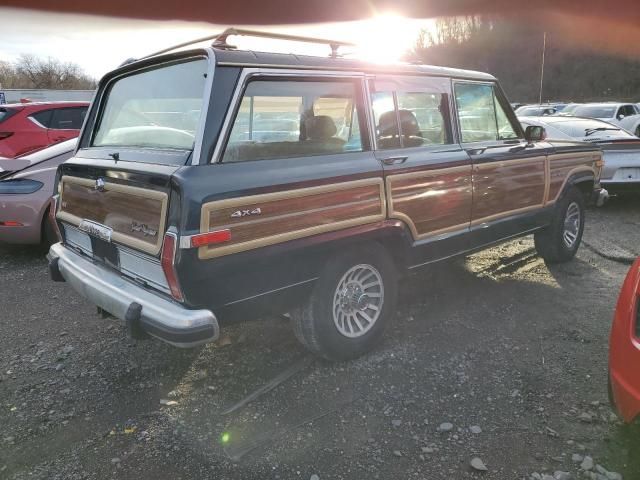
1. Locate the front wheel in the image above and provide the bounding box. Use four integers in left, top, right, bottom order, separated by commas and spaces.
534, 186, 585, 263
290, 244, 398, 361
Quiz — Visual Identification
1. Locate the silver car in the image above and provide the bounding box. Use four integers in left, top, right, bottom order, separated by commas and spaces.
519, 115, 640, 193
0, 139, 76, 244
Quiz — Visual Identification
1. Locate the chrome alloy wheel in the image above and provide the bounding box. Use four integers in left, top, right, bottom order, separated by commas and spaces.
563, 201, 581, 248
332, 264, 384, 338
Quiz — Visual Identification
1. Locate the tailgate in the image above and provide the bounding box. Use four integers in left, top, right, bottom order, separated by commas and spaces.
58, 175, 168, 255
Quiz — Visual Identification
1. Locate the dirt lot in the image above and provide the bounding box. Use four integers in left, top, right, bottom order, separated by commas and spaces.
1, 197, 640, 480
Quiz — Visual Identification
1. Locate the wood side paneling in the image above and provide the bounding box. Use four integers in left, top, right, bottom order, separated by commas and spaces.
57, 176, 168, 255
386, 166, 472, 239
546, 153, 599, 204
199, 178, 385, 259
471, 157, 545, 223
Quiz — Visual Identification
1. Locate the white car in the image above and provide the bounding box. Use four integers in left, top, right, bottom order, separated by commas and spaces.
519, 115, 640, 193
571, 103, 640, 136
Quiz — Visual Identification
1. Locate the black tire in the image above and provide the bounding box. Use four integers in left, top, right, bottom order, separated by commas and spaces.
534, 186, 585, 263
290, 244, 398, 361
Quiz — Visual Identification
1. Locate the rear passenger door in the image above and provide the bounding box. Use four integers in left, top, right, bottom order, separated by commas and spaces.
194, 72, 384, 308
47, 107, 88, 143
369, 76, 472, 254
454, 81, 550, 240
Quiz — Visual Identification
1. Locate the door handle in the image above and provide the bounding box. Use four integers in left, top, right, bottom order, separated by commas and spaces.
466, 148, 487, 156
381, 156, 408, 165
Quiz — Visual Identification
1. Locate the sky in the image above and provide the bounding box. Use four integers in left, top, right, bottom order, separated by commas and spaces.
0, 7, 435, 80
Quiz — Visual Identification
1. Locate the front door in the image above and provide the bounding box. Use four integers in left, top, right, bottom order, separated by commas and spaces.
454, 81, 551, 241
369, 75, 473, 261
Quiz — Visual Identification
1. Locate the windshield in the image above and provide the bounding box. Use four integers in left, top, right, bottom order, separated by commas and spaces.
573, 105, 616, 118
548, 119, 636, 139
92, 58, 208, 151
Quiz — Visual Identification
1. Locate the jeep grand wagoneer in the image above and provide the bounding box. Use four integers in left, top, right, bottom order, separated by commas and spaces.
47, 29, 607, 360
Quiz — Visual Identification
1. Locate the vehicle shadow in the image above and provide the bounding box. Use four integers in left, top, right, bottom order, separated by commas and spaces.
98, 239, 622, 479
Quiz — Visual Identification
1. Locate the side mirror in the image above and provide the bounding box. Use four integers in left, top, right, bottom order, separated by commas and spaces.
525, 125, 546, 142
618, 114, 625, 121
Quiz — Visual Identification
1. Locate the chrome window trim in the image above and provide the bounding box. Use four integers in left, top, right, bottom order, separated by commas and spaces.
210, 67, 370, 164
27, 115, 48, 129
191, 47, 216, 165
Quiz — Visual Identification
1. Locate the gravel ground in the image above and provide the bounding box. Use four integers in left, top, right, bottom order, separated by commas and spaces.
1, 195, 639, 480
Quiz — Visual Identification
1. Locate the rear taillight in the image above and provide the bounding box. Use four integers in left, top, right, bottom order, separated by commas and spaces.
188, 229, 231, 248
161, 232, 183, 302
0, 221, 22, 226
0, 132, 13, 140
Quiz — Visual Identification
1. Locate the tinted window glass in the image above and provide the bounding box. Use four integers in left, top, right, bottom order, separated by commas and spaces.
30, 110, 53, 128
495, 98, 518, 140
93, 58, 208, 150
0, 107, 16, 124
573, 105, 617, 118
223, 80, 364, 163
455, 83, 519, 142
371, 91, 400, 150
455, 83, 498, 142
371, 82, 452, 150
50, 107, 87, 130
548, 119, 636, 139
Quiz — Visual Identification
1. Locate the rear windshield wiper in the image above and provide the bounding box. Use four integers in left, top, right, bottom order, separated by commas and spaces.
584, 127, 620, 136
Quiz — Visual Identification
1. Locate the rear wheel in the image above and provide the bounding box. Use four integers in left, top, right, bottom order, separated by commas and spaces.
290, 244, 397, 361
534, 186, 585, 263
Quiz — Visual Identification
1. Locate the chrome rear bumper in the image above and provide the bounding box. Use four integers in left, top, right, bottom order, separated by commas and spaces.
48, 242, 219, 347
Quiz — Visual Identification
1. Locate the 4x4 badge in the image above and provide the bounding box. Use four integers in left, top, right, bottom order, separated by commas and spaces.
231, 207, 261, 218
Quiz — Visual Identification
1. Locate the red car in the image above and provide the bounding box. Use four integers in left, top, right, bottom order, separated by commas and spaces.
609, 257, 640, 423
0, 101, 89, 158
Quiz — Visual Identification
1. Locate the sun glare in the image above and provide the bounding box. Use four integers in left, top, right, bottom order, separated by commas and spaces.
353, 14, 418, 63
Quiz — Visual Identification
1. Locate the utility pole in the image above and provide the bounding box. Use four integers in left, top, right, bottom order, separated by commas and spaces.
539, 31, 547, 104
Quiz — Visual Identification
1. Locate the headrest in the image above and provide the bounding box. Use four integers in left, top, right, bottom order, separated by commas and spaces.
305, 115, 337, 140
398, 109, 420, 137
377, 109, 421, 138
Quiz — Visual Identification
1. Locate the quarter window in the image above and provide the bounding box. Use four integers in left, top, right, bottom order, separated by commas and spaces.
223, 80, 364, 163
455, 83, 520, 142
30, 110, 53, 128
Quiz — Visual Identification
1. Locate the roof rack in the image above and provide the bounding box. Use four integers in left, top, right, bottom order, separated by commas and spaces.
142, 27, 355, 60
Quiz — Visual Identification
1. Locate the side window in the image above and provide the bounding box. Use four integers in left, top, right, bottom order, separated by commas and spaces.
30, 110, 53, 128
50, 107, 88, 130
223, 79, 364, 163
455, 83, 519, 142
494, 98, 518, 140
370, 80, 452, 150
622, 105, 636, 117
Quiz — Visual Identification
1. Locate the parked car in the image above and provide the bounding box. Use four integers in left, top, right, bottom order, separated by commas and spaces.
553, 103, 582, 116
519, 115, 640, 193
609, 257, 640, 424
571, 103, 640, 136
46, 29, 605, 360
515, 104, 559, 116
0, 139, 76, 244
0, 101, 89, 158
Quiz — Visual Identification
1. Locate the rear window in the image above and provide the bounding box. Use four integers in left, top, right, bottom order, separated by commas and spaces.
549, 119, 636, 139
92, 58, 208, 152
0, 107, 16, 124
573, 105, 616, 118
